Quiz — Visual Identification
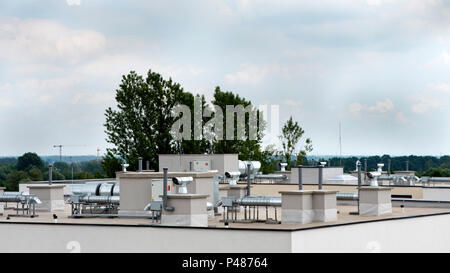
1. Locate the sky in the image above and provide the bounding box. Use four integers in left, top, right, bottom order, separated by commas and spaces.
0, 0, 449, 157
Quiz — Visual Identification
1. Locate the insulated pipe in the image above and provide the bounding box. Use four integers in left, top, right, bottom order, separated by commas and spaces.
80, 195, 120, 205
138, 157, 143, 172
163, 168, 174, 212
357, 160, 362, 214
388, 159, 391, 176
357, 161, 362, 187
49, 165, 53, 185
318, 165, 323, 190
246, 163, 251, 196
298, 166, 303, 190
254, 174, 287, 180
233, 193, 357, 207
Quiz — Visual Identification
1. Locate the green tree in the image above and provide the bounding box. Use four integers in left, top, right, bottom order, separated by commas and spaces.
104, 70, 188, 171
280, 116, 312, 170
17, 152, 44, 171
101, 152, 123, 178
211, 86, 265, 160
6, 171, 30, 191
28, 167, 43, 181
173, 93, 212, 154
260, 144, 277, 174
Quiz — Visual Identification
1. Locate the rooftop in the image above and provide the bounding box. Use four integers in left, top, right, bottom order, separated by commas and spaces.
2, 204, 449, 231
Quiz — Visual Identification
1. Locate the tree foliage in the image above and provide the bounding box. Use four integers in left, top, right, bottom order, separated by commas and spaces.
280, 116, 312, 169
103, 71, 266, 175
104, 70, 187, 172
17, 152, 44, 171
211, 86, 264, 160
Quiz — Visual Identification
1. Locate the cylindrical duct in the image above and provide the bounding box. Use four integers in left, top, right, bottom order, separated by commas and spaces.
246, 163, 251, 196
298, 166, 303, 190
99, 183, 115, 196
318, 165, 323, 190
49, 165, 53, 185
138, 157, 143, 172
112, 183, 120, 196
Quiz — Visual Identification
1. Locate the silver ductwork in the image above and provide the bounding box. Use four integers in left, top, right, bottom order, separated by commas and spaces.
230, 193, 358, 207
0, 192, 41, 204
238, 160, 261, 176
71, 182, 118, 196
80, 195, 120, 205
99, 183, 115, 196
234, 196, 282, 207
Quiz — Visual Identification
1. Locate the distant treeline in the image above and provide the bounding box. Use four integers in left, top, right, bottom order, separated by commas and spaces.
314, 155, 450, 177
0, 153, 106, 191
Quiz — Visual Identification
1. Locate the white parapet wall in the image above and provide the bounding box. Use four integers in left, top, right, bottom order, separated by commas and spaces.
423, 187, 450, 201
2, 212, 450, 252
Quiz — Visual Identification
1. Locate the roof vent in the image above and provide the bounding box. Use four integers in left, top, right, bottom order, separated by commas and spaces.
172, 177, 193, 194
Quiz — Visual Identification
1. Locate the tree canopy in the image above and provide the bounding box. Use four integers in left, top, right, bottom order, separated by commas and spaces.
103, 71, 266, 175
17, 152, 44, 171
280, 116, 313, 169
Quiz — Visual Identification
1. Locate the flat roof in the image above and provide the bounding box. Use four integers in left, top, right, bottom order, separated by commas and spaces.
1, 204, 449, 232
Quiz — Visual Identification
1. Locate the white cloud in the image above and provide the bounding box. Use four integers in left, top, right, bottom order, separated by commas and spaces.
349, 99, 394, 115
428, 82, 450, 93
0, 18, 105, 64
396, 112, 408, 123
225, 64, 270, 84
283, 99, 303, 107
411, 95, 444, 114
349, 102, 364, 114
367, 98, 394, 113
366, 0, 382, 6
72, 91, 114, 106
66, 0, 81, 6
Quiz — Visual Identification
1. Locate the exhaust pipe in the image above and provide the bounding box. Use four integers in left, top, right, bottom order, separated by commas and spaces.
163, 168, 174, 211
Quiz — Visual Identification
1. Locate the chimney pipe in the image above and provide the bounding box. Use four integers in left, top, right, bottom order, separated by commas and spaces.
318, 164, 324, 190
163, 168, 174, 211
146, 160, 149, 171
357, 161, 362, 187
357, 160, 362, 214
138, 157, 143, 172
388, 159, 391, 176
48, 164, 53, 185
298, 166, 303, 190
246, 163, 251, 196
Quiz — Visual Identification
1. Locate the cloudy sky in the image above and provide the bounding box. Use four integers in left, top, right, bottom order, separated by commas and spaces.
0, 0, 449, 157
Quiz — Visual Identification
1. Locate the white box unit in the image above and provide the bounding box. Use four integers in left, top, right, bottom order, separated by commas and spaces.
151, 179, 175, 201
192, 160, 211, 172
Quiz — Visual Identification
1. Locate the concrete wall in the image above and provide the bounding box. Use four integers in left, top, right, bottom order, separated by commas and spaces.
158, 154, 238, 174
291, 213, 450, 252
0, 223, 291, 253
291, 167, 344, 185
2, 212, 450, 252
423, 187, 450, 201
